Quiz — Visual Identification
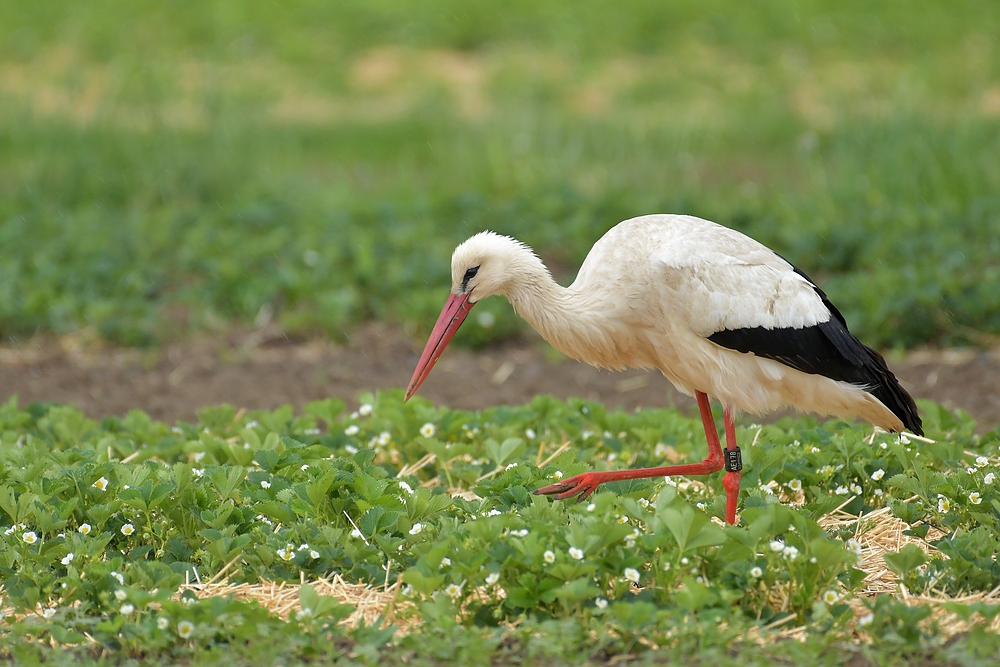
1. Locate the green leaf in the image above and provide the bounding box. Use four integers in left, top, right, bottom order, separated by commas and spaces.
658, 503, 726, 554
883, 544, 928, 577
87, 501, 122, 529
608, 600, 660, 631
402, 569, 444, 597
305, 471, 336, 508
359, 506, 399, 536
506, 587, 539, 608
212, 466, 247, 500
255, 501, 294, 525
485, 437, 526, 467
0, 486, 19, 522
304, 398, 346, 426
419, 436, 473, 462
355, 473, 389, 503
50, 625, 87, 644
551, 578, 601, 605
254, 449, 281, 472
676, 577, 720, 612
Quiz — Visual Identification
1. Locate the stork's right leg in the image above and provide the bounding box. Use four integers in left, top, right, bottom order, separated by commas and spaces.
721, 407, 743, 525
534, 391, 725, 501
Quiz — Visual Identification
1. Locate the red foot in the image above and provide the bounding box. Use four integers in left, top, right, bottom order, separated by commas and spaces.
534, 472, 603, 501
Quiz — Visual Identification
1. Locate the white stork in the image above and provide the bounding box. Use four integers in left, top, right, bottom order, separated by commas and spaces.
405, 214, 922, 524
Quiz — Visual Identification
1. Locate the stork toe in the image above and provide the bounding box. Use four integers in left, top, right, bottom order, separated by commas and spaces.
534, 472, 601, 501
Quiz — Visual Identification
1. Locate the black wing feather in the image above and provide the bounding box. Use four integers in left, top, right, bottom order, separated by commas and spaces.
708, 264, 923, 435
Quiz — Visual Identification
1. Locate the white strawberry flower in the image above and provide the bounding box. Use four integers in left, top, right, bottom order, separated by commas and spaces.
937, 495, 950, 513
846, 538, 863, 559
177, 620, 195, 638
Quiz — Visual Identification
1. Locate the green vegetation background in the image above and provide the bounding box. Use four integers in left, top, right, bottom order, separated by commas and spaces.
1, 0, 999, 349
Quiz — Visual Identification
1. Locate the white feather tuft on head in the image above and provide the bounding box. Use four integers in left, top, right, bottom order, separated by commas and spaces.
450, 231, 549, 302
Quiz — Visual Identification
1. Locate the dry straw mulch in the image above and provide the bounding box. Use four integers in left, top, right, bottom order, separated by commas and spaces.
177, 571, 414, 631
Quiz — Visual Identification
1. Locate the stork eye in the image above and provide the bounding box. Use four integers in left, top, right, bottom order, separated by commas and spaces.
461, 265, 480, 293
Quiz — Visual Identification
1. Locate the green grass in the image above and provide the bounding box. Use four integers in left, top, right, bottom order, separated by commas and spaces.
1, 1, 999, 347
1, 392, 999, 663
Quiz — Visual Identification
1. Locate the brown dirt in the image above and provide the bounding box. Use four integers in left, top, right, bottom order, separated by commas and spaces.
1, 325, 999, 432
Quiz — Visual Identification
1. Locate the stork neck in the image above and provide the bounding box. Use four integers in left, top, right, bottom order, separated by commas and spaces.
505, 267, 610, 362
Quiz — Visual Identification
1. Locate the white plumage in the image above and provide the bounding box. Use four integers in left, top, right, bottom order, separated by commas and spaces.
443, 214, 915, 433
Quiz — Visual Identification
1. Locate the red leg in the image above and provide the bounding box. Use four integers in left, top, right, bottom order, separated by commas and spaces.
535, 391, 725, 501
722, 407, 742, 525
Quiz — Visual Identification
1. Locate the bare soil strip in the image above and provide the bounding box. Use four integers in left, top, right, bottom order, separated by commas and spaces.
2, 326, 998, 430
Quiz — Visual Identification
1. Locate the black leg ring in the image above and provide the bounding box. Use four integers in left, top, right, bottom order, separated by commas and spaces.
724, 447, 742, 472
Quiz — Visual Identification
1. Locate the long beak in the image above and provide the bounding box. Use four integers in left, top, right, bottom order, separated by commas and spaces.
405, 292, 475, 401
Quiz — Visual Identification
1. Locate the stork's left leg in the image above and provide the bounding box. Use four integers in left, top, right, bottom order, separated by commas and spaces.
535, 391, 743, 524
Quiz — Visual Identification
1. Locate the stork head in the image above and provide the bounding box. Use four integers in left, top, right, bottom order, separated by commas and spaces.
449, 231, 539, 302
405, 231, 540, 400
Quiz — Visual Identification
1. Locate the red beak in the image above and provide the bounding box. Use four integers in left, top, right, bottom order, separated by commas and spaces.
405, 292, 475, 401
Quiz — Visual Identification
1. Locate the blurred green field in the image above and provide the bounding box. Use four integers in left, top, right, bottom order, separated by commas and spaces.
1, 1, 999, 348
